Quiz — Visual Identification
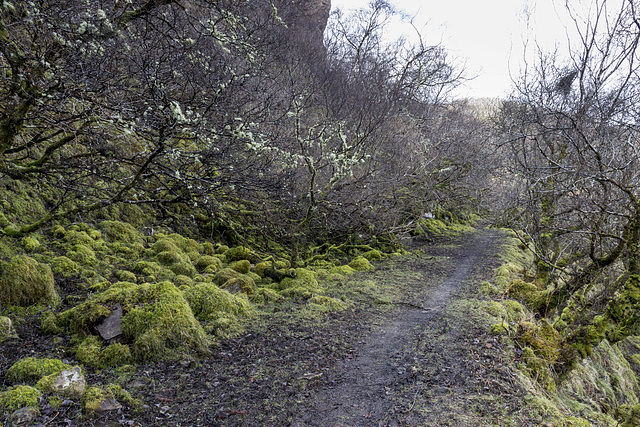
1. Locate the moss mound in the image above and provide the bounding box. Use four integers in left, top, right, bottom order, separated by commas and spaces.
0, 255, 59, 307
57, 281, 209, 363
276, 268, 322, 298
348, 256, 374, 272
6, 357, 71, 385
225, 246, 262, 263
183, 283, 253, 321
183, 283, 253, 338
0, 385, 41, 411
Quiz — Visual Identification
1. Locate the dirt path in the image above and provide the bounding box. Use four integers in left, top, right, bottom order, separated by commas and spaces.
293, 228, 519, 426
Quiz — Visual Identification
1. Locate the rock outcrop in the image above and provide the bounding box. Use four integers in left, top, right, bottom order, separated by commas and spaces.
274, 0, 331, 52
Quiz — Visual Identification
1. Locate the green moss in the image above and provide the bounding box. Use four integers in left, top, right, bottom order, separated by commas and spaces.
0, 255, 58, 307
225, 246, 262, 263
174, 274, 194, 287
155, 246, 196, 277
348, 256, 374, 272
132, 260, 163, 278
40, 311, 62, 334
503, 300, 528, 322
276, 268, 322, 299
152, 238, 179, 254
489, 323, 510, 335
57, 281, 209, 363
75, 335, 102, 368
81, 386, 111, 413
0, 315, 17, 341
221, 276, 256, 294
308, 295, 347, 311
99, 220, 145, 246
0, 385, 41, 411
213, 268, 241, 286
48, 394, 63, 409
249, 287, 282, 304
616, 404, 640, 426
183, 283, 253, 321
194, 255, 222, 273
199, 242, 215, 256
479, 281, 500, 296
21, 236, 41, 253
115, 270, 138, 283
6, 357, 71, 384
64, 230, 97, 248
229, 259, 251, 274
362, 249, 383, 261
215, 244, 229, 254
521, 346, 556, 392
51, 225, 66, 238
518, 321, 561, 363
66, 244, 97, 265
50, 256, 81, 278
330, 265, 356, 276
100, 343, 133, 367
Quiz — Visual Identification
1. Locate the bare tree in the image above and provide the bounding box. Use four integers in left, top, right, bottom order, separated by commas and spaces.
497, 0, 640, 372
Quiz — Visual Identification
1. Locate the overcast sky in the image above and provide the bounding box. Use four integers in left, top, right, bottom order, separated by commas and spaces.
329, 0, 578, 99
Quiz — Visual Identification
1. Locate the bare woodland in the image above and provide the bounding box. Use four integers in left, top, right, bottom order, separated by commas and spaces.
2, 0, 640, 394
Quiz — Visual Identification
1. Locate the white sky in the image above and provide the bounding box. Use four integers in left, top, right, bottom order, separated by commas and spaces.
329, 0, 579, 99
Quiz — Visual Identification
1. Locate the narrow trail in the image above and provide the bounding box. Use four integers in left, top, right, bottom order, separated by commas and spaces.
293, 228, 511, 426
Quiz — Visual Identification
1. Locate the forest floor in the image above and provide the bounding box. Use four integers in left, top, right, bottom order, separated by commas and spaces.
3, 228, 540, 426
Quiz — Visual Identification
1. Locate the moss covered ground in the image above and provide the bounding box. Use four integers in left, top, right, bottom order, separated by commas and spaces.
0, 190, 635, 426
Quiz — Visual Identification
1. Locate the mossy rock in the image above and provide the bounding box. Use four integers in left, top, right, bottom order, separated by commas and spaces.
0, 385, 41, 411
57, 281, 209, 363
330, 265, 356, 276
66, 244, 97, 265
115, 270, 137, 283
213, 268, 241, 286
348, 256, 374, 272
507, 279, 548, 309
249, 287, 282, 304
174, 274, 194, 288
154, 244, 196, 277
225, 246, 262, 264
503, 300, 528, 322
6, 357, 71, 385
82, 384, 138, 413
362, 250, 383, 261
276, 268, 322, 298
21, 236, 41, 253
0, 255, 59, 307
183, 283, 253, 322
76, 335, 132, 368
99, 221, 145, 246
152, 238, 180, 254
50, 256, 81, 278
132, 260, 163, 278
199, 242, 215, 256
229, 259, 251, 274
221, 276, 256, 294
194, 255, 222, 273
166, 233, 199, 253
